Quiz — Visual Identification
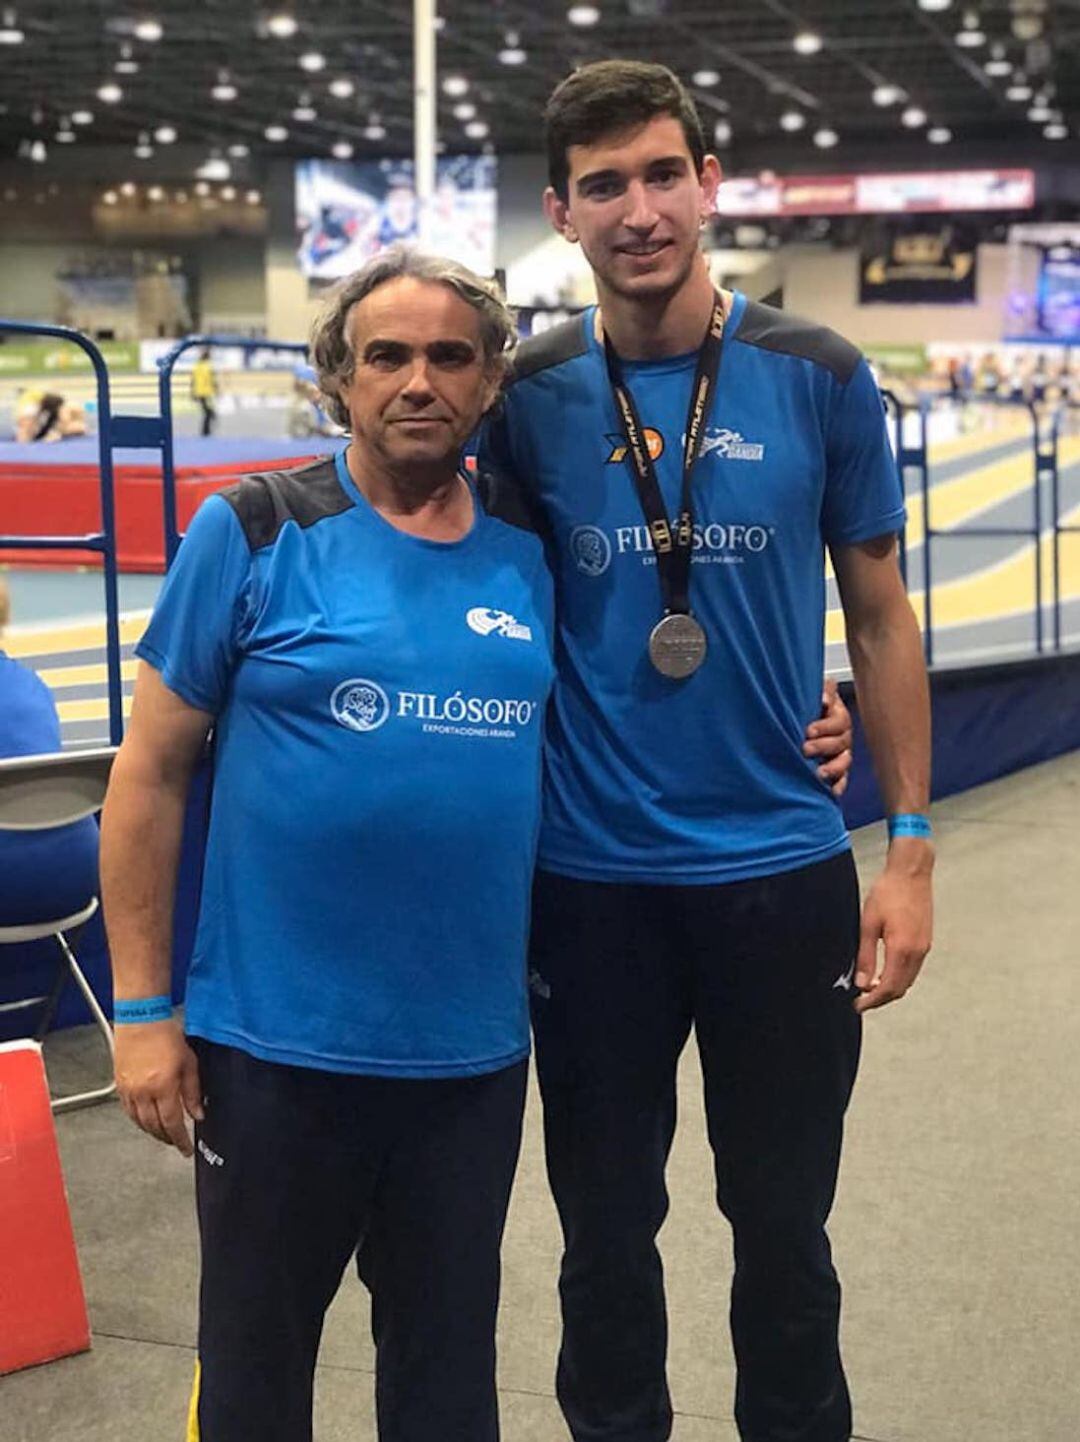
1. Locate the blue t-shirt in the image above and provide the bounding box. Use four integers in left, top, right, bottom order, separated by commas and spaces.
136, 452, 555, 1077
478, 293, 905, 884
0, 653, 99, 925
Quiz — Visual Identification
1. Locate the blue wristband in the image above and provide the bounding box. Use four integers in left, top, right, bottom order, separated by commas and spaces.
114, 995, 173, 1024
887, 813, 933, 840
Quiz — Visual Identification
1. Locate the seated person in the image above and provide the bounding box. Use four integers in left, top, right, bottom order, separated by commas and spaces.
286, 363, 339, 438
0, 579, 98, 929
14, 389, 87, 444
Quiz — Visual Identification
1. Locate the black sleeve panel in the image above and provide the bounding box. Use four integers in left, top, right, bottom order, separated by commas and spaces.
217, 456, 354, 551
735, 300, 862, 385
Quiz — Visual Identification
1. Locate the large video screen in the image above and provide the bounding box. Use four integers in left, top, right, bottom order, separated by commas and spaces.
296, 156, 496, 280
1037, 250, 1080, 341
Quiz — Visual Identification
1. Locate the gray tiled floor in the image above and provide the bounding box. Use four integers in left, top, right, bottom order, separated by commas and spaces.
5, 751, 1080, 1441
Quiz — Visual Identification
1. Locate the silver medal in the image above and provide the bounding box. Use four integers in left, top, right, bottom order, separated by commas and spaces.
648, 613, 707, 679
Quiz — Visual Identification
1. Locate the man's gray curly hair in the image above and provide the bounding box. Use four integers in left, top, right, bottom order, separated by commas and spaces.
310, 245, 516, 429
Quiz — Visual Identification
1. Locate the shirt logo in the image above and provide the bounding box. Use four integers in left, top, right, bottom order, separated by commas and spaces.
699, 427, 765, 462
466, 607, 533, 642
605, 427, 665, 464
330, 678, 391, 733
569, 525, 612, 576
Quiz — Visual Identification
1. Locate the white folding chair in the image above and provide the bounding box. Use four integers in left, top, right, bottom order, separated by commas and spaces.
0, 747, 119, 1112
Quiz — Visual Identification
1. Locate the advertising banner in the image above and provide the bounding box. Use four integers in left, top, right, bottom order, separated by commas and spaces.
860, 226, 977, 304
716, 168, 1034, 219
0, 338, 140, 375
296, 155, 496, 280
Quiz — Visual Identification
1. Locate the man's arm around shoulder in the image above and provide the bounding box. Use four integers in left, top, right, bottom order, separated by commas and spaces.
100, 663, 212, 1153
830, 534, 934, 1015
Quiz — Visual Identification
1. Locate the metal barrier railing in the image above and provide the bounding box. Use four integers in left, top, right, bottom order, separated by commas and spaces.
1051, 404, 1080, 652
156, 336, 309, 566
0, 322, 124, 744
912, 397, 1060, 668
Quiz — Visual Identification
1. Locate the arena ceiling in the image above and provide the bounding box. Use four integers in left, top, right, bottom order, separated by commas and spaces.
0, 1, 1076, 171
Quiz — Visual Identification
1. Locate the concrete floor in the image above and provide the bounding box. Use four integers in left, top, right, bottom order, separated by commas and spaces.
4, 750, 1080, 1442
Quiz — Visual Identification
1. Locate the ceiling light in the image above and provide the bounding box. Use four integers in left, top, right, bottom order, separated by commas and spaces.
103, 190, 118, 205
213, 81, 238, 101
174, 189, 188, 203
134, 18, 163, 41
984, 45, 1012, 77
363, 123, 386, 140
97, 82, 123, 103
567, 5, 600, 24
813, 127, 838, 148
714, 119, 732, 146
134, 142, 153, 158
465, 120, 489, 139
299, 51, 325, 72
499, 31, 527, 65
873, 84, 903, 106
793, 31, 822, 55
1044, 123, 1068, 140
72, 110, 94, 125
120, 181, 137, 196
928, 126, 952, 143
246, 189, 262, 203
221, 185, 236, 199
780, 110, 806, 132
0, 22, 24, 44
197, 157, 231, 180
56, 129, 77, 143
902, 105, 927, 127
1006, 80, 1032, 101
917, 0, 952, 9
266, 13, 298, 38
228, 142, 250, 158
292, 104, 317, 121
955, 26, 985, 47
264, 124, 288, 141
148, 184, 164, 200
453, 102, 476, 120
442, 75, 469, 97
116, 58, 139, 74
693, 69, 720, 87
332, 140, 353, 159
1028, 102, 1052, 122
1012, 14, 1042, 40
154, 124, 177, 143
329, 77, 355, 98
29, 139, 46, 163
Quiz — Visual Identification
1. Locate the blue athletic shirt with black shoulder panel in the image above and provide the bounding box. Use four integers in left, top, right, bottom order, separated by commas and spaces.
136, 450, 555, 1076
477, 291, 905, 885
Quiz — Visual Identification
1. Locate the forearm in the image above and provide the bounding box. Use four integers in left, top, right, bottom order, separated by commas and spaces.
846, 597, 931, 817
100, 751, 192, 1000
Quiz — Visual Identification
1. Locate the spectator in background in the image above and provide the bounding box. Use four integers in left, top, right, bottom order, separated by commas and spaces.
190, 348, 218, 437
13, 388, 87, 444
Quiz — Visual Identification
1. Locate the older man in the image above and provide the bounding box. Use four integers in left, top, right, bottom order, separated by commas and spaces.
100, 249, 554, 1442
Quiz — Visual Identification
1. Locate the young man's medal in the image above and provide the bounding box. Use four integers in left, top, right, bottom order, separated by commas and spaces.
603, 297, 726, 680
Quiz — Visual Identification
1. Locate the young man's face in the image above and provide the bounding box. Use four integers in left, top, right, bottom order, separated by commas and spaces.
340, 276, 500, 471
545, 114, 720, 303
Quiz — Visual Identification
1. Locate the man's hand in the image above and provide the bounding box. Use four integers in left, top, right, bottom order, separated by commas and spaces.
114, 1019, 204, 1156
854, 838, 934, 1013
804, 678, 853, 797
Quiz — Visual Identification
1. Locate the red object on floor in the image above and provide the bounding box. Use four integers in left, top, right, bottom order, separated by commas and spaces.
0, 453, 319, 573
0, 1040, 91, 1374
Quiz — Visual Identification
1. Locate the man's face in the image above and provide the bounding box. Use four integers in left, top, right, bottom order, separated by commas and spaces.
545, 114, 720, 303
340, 277, 500, 470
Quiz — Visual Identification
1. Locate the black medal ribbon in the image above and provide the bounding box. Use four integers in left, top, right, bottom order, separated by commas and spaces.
602, 297, 726, 677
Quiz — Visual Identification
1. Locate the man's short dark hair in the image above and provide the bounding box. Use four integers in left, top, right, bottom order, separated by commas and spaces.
545, 60, 707, 202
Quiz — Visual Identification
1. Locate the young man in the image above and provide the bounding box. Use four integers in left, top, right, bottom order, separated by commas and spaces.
101, 249, 555, 1442
479, 60, 933, 1442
